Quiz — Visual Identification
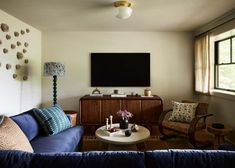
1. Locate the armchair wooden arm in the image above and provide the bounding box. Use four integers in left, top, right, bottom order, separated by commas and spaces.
158, 109, 173, 137
188, 114, 213, 147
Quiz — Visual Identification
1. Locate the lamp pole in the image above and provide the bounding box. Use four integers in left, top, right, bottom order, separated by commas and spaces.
53, 75, 57, 105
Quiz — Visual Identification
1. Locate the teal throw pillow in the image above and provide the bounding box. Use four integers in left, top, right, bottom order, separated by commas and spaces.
33, 104, 71, 135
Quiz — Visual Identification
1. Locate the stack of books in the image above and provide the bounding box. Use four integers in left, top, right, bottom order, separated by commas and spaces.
111, 94, 127, 97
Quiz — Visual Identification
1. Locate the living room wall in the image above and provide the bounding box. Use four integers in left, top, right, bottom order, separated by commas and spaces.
42, 32, 194, 110
0, 10, 42, 116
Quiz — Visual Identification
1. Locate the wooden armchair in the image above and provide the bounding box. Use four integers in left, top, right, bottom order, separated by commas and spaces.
158, 100, 213, 148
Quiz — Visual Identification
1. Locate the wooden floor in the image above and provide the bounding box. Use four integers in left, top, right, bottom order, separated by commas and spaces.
81, 129, 215, 151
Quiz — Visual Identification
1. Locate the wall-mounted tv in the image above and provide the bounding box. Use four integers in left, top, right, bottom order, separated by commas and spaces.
91, 53, 150, 87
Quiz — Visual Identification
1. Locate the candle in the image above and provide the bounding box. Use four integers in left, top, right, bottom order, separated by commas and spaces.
110, 115, 113, 128
106, 118, 109, 130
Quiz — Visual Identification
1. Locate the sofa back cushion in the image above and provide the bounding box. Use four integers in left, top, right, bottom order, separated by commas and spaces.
11, 110, 41, 141
145, 150, 235, 168
0, 117, 34, 152
0, 151, 145, 168
33, 104, 72, 135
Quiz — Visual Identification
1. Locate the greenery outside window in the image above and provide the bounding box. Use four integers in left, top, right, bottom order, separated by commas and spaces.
215, 36, 235, 92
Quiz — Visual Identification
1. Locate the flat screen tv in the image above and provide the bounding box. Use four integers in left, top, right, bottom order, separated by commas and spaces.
91, 53, 150, 87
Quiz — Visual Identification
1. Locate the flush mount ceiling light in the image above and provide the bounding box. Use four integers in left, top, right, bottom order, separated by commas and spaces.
113, 1, 132, 19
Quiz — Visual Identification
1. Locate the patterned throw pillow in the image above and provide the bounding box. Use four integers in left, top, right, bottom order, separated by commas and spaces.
169, 101, 198, 123
33, 104, 72, 135
0, 117, 34, 152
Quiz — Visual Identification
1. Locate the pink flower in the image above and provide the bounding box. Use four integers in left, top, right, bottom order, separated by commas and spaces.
117, 110, 133, 119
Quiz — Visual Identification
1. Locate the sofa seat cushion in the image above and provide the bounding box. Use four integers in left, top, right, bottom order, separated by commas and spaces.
0, 117, 34, 152
11, 110, 41, 141
30, 126, 84, 153
162, 120, 204, 134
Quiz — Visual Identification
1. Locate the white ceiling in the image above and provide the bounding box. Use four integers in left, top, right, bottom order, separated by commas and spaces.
0, 0, 235, 31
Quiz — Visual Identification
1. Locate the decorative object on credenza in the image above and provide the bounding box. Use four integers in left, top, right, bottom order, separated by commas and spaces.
117, 110, 133, 129
114, 89, 119, 94
90, 88, 103, 96
92, 88, 101, 94
44, 62, 65, 105
144, 88, 151, 96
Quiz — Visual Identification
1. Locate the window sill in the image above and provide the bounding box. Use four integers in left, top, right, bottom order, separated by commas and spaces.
210, 89, 235, 101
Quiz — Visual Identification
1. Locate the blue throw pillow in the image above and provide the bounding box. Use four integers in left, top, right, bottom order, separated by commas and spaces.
33, 104, 71, 135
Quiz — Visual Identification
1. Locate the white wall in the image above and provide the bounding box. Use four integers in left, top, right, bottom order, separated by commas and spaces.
0, 10, 41, 116
42, 32, 194, 110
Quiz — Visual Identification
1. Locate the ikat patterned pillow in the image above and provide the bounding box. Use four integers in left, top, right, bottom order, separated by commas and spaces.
169, 101, 198, 123
33, 104, 71, 135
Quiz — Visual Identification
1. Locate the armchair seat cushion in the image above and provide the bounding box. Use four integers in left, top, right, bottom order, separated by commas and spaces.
162, 120, 205, 134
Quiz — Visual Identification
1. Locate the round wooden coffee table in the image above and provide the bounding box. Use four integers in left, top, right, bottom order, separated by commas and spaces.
95, 123, 150, 150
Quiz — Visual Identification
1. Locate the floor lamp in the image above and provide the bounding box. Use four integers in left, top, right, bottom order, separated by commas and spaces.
44, 62, 65, 106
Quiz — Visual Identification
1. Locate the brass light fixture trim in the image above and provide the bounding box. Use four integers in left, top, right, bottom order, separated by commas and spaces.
114, 1, 131, 7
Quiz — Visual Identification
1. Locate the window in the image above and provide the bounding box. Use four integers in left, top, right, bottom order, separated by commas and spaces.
214, 36, 235, 92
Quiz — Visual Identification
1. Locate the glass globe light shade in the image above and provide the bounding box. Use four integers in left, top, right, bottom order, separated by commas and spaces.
116, 6, 133, 19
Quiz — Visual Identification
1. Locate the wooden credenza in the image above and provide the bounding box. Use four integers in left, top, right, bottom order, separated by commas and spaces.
79, 95, 163, 135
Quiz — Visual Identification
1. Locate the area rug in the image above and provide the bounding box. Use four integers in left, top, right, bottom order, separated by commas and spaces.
81, 135, 211, 151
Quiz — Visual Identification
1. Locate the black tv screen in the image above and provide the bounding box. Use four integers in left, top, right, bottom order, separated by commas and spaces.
91, 53, 150, 87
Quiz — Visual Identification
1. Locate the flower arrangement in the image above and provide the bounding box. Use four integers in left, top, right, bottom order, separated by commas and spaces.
117, 110, 133, 120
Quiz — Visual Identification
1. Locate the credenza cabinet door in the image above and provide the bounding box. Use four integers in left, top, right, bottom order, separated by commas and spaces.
102, 100, 122, 123
122, 100, 142, 123
81, 100, 101, 124
142, 100, 162, 124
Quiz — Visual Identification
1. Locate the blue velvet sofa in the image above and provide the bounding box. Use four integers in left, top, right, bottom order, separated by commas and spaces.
0, 150, 235, 168
10, 109, 84, 153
